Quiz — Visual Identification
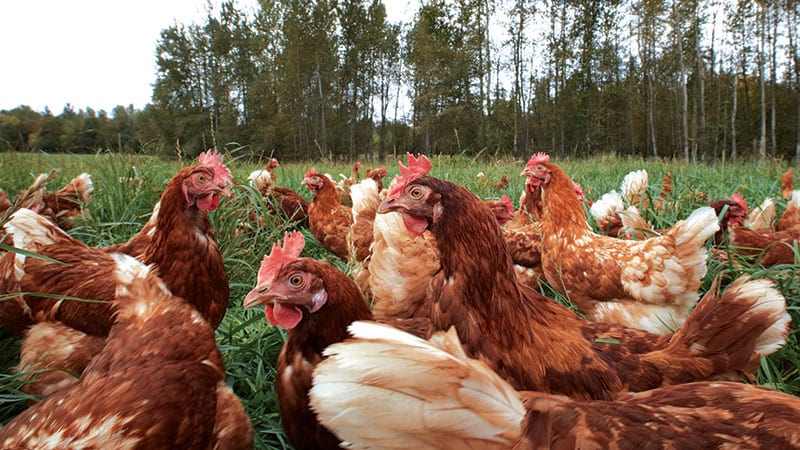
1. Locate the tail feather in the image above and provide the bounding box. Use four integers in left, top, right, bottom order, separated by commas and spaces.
669, 206, 720, 248
310, 321, 524, 450
744, 197, 776, 230
664, 276, 791, 377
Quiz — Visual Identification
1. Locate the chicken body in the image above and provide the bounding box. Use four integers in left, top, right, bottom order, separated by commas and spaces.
0, 254, 252, 450
302, 169, 353, 259
311, 321, 800, 450
524, 154, 719, 333
242, 232, 429, 450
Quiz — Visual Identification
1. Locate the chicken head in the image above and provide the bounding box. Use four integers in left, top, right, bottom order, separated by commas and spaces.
243, 232, 327, 329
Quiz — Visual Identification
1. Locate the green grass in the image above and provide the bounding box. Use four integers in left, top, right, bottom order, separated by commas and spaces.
0, 150, 799, 448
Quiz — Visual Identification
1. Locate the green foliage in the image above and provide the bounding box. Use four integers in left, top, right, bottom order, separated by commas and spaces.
0, 153, 798, 449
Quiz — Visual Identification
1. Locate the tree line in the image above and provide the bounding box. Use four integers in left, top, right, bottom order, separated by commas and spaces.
1, 0, 799, 163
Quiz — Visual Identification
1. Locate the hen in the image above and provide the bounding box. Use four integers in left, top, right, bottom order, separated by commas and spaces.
242, 232, 429, 450
1, 150, 233, 396
302, 168, 353, 259
0, 254, 252, 449
376, 153, 790, 400
777, 190, 800, 231
310, 321, 800, 450
247, 161, 309, 227
364, 165, 388, 191
782, 167, 794, 200
523, 153, 720, 333
2, 171, 94, 230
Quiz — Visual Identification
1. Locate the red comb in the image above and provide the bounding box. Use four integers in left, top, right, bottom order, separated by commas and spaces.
199, 149, 231, 182
731, 193, 748, 211
389, 153, 432, 195
525, 152, 550, 170
304, 168, 317, 179
256, 232, 306, 287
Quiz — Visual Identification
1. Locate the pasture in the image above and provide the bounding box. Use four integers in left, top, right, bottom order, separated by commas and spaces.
0, 150, 798, 449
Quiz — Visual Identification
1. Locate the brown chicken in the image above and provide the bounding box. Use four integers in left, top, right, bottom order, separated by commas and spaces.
523, 153, 720, 333
0, 254, 253, 449
302, 168, 353, 259
2, 171, 94, 230
242, 232, 429, 450
728, 224, 800, 266
484, 195, 515, 225
1, 150, 233, 396
777, 190, 800, 231
376, 154, 790, 400
782, 167, 794, 200
310, 321, 800, 450
364, 165, 388, 191
247, 164, 309, 226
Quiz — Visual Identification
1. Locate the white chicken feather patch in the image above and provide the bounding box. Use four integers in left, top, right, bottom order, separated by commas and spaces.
311, 321, 524, 450
4, 208, 65, 281
589, 190, 624, 222
349, 178, 380, 223
744, 197, 776, 230
721, 278, 791, 358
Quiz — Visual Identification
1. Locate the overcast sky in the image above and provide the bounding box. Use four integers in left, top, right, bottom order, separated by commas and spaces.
0, 0, 415, 114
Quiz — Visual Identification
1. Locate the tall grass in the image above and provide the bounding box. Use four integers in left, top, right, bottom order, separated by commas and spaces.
0, 151, 798, 448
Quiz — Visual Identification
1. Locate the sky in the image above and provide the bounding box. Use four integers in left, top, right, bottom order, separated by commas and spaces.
1, 0, 415, 115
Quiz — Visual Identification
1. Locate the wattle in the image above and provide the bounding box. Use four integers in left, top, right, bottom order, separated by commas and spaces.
266, 303, 303, 329
402, 213, 429, 236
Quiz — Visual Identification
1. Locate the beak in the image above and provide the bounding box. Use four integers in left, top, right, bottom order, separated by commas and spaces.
377, 195, 406, 215
218, 181, 234, 198
243, 285, 274, 309
520, 168, 533, 177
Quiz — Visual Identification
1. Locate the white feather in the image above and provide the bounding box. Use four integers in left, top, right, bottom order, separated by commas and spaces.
310, 321, 524, 450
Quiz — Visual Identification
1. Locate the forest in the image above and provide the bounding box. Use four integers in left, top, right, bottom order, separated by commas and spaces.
1, 0, 799, 163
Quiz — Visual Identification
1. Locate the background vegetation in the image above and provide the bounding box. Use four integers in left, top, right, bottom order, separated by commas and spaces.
0, 151, 798, 449
3, 0, 800, 163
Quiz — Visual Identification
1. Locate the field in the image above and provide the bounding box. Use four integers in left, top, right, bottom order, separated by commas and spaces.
0, 150, 798, 449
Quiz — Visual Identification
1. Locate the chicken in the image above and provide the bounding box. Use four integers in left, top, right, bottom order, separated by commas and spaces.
477, 172, 509, 191
522, 153, 720, 333
247, 163, 309, 227
310, 321, 800, 450
709, 193, 750, 243
484, 195, 515, 225
0, 254, 253, 449
349, 177, 382, 265
782, 167, 794, 200
0, 150, 233, 395
1, 170, 93, 230
728, 224, 800, 267
39, 172, 94, 230
777, 190, 800, 231
302, 168, 353, 259
376, 153, 790, 399
366, 154, 441, 319
0, 188, 10, 218
242, 232, 430, 450
364, 165, 388, 191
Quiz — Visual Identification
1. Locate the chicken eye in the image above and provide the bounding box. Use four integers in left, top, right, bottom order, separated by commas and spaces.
197, 174, 208, 184
409, 186, 424, 200
288, 273, 305, 288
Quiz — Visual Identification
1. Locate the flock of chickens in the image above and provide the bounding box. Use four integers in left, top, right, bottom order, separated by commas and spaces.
0, 150, 798, 449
